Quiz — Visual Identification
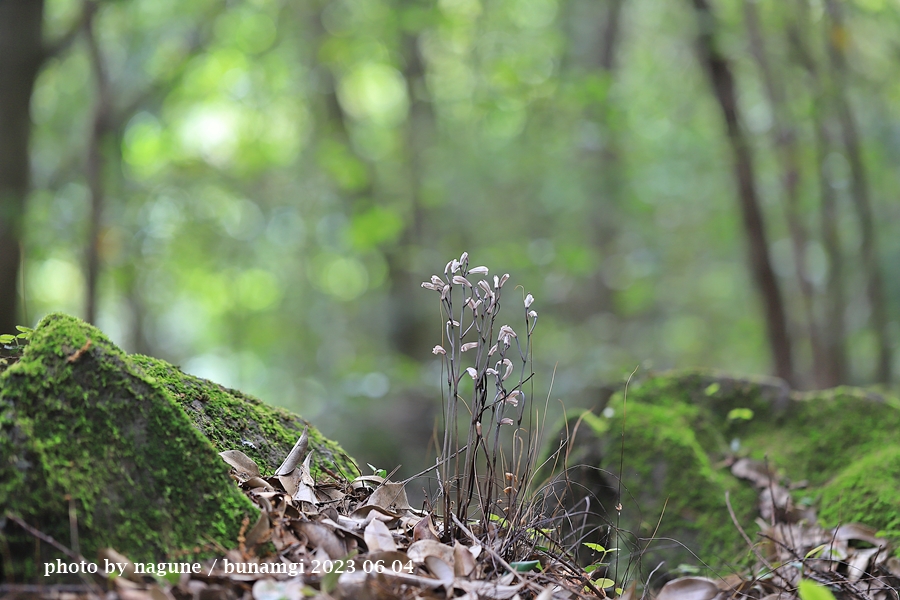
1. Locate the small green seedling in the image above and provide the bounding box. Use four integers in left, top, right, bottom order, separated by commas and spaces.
1, 325, 33, 369
798, 579, 838, 600
367, 463, 388, 478
583, 542, 618, 565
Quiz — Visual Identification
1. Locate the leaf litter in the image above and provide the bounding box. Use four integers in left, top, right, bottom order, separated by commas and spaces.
8, 431, 900, 600
12, 433, 616, 600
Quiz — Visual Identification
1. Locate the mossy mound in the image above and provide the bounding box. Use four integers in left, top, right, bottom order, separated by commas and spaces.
563, 369, 900, 576
0, 313, 354, 581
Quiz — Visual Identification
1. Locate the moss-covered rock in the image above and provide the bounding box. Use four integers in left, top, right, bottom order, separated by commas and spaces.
562, 369, 900, 576
0, 313, 355, 581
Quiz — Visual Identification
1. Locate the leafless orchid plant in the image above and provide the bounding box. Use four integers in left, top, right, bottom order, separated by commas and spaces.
422, 252, 538, 546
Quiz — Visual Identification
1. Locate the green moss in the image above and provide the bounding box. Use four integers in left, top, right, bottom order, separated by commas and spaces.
130, 355, 357, 478
0, 313, 354, 582
571, 400, 756, 575
561, 369, 900, 575
818, 447, 900, 545
735, 388, 900, 487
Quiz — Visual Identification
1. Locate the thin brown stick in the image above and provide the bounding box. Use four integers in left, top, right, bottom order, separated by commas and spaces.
5, 513, 103, 593
66, 339, 92, 363
725, 490, 774, 574
67, 495, 79, 556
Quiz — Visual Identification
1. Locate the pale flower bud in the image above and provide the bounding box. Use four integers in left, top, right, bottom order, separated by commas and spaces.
468, 266, 489, 275
501, 358, 514, 381
524, 294, 534, 308
498, 325, 517, 346
460, 342, 478, 352
432, 345, 446, 355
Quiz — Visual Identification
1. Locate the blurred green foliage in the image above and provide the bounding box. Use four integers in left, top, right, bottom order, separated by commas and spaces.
16, 0, 900, 472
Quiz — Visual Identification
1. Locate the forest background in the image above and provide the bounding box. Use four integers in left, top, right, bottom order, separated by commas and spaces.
1, 0, 899, 479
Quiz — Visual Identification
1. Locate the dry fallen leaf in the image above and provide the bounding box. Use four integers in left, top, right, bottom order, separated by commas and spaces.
364, 517, 397, 552
424, 555, 455, 590
407, 539, 455, 566
275, 426, 309, 476
292, 520, 348, 559
277, 468, 301, 497
453, 540, 476, 577
366, 480, 412, 512
251, 579, 305, 600
412, 514, 440, 542
244, 511, 272, 549
655, 576, 719, 600
219, 450, 261, 480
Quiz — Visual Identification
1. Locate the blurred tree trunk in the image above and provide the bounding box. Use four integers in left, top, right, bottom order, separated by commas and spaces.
0, 0, 44, 334
588, 0, 625, 316
743, 0, 827, 388
309, 2, 434, 359
388, 29, 433, 358
80, 3, 216, 328
690, 0, 795, 386
564, 0, 625, 320
786, 11, 849, 386
84, 2, 112, 325
822, 0, 892, 384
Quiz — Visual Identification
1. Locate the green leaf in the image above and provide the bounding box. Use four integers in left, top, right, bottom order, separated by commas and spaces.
320, 567, 340, 594
798, 579, 837, 600
510, 560, 541, 572
0, 334, 14, 344
592, 578, 615, 589
804, 544, 828, 559
583, 542, 606, 552
727, 408, 754, 421
15, 326, 33, 333
367, 463, 387, 478
161, 570, 181, 585
675, 564, 702, 575
704, 382, 720, 396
